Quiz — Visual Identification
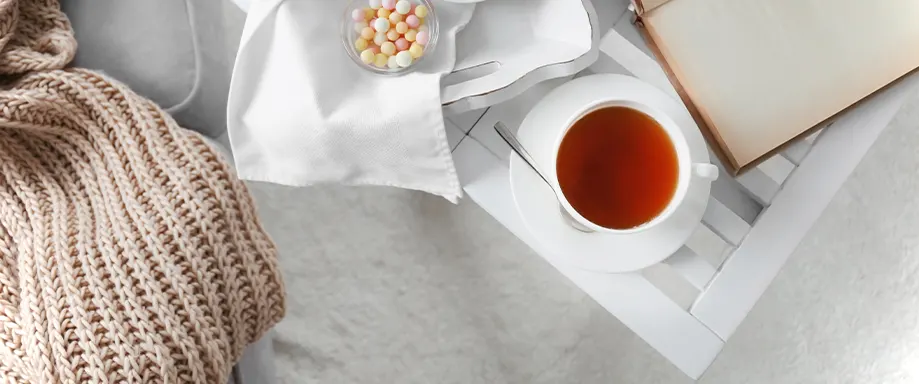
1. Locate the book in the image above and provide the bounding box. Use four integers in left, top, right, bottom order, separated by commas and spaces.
634, 0, 919, 174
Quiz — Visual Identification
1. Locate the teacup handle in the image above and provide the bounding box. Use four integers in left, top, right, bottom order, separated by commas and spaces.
693, 163, 719, 181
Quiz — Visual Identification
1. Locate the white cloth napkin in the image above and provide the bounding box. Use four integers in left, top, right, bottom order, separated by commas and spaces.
227, 0, 474, 202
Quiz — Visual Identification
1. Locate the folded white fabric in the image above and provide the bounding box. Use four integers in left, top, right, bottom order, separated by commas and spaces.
228, 0, 474, 202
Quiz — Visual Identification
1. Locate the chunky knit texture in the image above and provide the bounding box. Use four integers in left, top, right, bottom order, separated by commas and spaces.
0, 0, 286, 382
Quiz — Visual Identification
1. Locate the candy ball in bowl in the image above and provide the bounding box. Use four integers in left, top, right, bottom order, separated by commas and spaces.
342, 0, 438, 75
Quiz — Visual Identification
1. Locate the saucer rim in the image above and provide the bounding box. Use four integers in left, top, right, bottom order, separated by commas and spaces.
509, 74, 712, 273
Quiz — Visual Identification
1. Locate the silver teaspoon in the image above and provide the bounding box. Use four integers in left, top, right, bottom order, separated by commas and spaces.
494, 121, 592, 233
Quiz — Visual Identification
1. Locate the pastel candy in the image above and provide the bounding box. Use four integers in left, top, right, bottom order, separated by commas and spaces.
374, 53, 389, 68
360, 49, 375, 64
360, 27, 375, 40
409, 42, 423, 58
395, 51, 413, 67
414, 4, 429, 18
405, 14, 420, 28
380, 41, 396, 55
352, 9, 365, 22
373, 18, 390, 32
415, 30, 429, 45
404, 29, 417, 42
373, 31, 388, 46
395, 38, 410, 51
352, 1, 431, 71
395, 0, 411, 15
354, 38, 369, 51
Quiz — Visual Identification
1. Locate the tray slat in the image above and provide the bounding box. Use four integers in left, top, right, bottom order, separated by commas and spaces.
735, 169, 780, 205
702, 198, 751, 246
757, 156, 796, 185
664, 246, 717, 290
685, 224, 734, 269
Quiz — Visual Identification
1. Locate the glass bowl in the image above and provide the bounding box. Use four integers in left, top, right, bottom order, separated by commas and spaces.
340, 0, 439, 76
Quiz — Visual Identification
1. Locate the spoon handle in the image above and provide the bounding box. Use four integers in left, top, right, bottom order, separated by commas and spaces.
494, 121, 554, 188
495, 121, 593, 233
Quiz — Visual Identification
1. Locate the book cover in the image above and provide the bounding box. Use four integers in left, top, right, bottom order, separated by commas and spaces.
635, 0, 919, 173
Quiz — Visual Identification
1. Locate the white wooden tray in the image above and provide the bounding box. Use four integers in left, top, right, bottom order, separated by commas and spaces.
453, 24, 919, 379
441, 0, 600, 113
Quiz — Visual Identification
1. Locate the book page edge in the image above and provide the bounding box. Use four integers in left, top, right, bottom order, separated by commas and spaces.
639, 11, 919, 174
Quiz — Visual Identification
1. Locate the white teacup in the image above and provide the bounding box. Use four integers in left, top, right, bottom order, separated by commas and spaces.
553, 100, 719, 234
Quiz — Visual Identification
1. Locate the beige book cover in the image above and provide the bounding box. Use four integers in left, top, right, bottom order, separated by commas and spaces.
635, 0, 919, 173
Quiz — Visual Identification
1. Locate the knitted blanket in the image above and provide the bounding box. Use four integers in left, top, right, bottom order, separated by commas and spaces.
0, 0, 285, 383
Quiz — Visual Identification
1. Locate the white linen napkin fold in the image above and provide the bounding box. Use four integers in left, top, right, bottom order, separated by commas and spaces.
227, 0, 474, 202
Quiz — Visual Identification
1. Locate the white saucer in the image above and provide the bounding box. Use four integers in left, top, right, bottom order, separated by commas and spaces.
509, 74, 712, 273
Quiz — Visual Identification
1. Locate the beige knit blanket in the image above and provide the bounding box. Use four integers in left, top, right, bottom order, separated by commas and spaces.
0, 0, 285, 383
